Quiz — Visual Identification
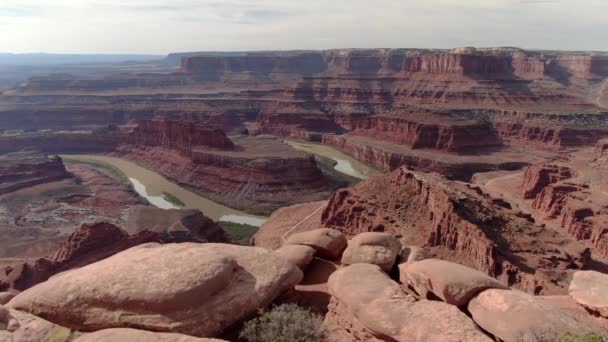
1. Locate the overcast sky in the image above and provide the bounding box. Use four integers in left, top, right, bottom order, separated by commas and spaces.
0, 0, 606, 54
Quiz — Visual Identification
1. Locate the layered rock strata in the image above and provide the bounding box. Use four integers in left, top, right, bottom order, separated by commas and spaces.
320, 167, 600, 294
0, 151, 70, 195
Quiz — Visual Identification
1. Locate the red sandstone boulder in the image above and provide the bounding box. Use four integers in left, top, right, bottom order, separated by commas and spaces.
285, 228, 347, 259
8, 243, 303, 338
74, 328, 226, 342
325, 263, 491, 342
0, 305, 18, 332
340, 232, 401, 272
398, 246, 428, 264
0, 292, 17, 305
569, 271, 608, 318
399, 259, 508, 306
274, 245, 316, 271
0, 307, 72, 341
468, 289, 608, 342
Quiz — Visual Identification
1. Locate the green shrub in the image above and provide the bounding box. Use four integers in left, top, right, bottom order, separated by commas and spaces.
219, 221, 259, 245
239, 304, 323, 342
558, 331, 605, 342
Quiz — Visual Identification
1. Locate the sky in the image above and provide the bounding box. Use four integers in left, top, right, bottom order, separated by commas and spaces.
0, 0, 606, 54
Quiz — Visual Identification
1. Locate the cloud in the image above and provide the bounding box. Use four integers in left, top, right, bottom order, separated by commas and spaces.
0, 5, 39, 17
0, 0, 605, 53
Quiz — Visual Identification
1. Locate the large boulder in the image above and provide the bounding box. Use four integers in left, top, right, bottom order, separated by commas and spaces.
274, 245, 316, 271
340, 232, 401, 272
0, 291, 17, 305
398, 246, 428, 264
0, 308, 73, 342
285, 228, 347, 259
8, 243, 303, 337
399, 259, 508, 306
0, 305, 18, 331
569, 270, 608, 318
325, 263, 491, 342
74, 328, 226, 342
468, 289, 608, 342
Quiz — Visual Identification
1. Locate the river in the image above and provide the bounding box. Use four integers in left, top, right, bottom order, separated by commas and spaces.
61, 155, 268, 227
61, 144, 378, 226
286, 140, 381, 180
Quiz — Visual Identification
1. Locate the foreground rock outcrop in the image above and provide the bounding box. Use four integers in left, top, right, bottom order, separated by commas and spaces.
7, 243, 303, 337
399, 259, 508, 306
74, 328, 226, 342
341, 232, 401, 272
1, 211, 227, 292
569, 271, 608, 318
469, 289, 608, 341
324, 263, 491, 342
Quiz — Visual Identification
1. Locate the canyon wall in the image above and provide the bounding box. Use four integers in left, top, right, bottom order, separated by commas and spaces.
320, 167, 591, 294
521, 163, 608, 258
0, 127, 127, 155
132, 120, 234, 156
0, 151, 71, 195
181, 48, 608, 80
322, 134, 525, 181
347, 114, 501, 152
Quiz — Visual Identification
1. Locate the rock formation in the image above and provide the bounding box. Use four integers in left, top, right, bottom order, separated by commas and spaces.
399, 259, 509, 306
131, 120, 234, 156
324, 263, 491, 342
0, 151, 70, 195
7, 243, 302, 337
340, 232, 401, 272
0, 214, 226, 292
120, 132, 335, 213
284, 228, 348, 259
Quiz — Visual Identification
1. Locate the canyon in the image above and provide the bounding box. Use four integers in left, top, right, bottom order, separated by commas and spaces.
1, 46, 608, 340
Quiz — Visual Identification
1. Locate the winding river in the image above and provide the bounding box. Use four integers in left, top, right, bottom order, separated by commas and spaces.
61, 155, 268, 226
61, 144, 377, 227
286, 140, 381, 180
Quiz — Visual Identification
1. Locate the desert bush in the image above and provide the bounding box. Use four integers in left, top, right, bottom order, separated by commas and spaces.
239, 304, 323, 342
558, 331, 605, 342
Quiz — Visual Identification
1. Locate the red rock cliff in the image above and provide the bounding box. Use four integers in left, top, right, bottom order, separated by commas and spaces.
0, 151, 71, 195
348, 114, 501, 152
320, 167, 588, 293
132, 120, 234, 156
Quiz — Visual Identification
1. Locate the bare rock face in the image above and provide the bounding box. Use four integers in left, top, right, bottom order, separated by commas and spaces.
399, 259, 509, 306
285, 228, 347, 259
7, 243, 303, 338
398, 246, 428, 264
74, 328, 226, 342
321, 166, 596, 294
0, 307, 72, 342
522, 164, 573, 199
569, 271, 608, 318
0, 222, 162, 292
468, 289, 608, 342
0, 292, 17, 305
131, 120, 235, 157
274, 245, 316, 271
325, 264, 491, 342
0, 305, 18, 331
0, 151, 71, 196
124, 205, 227, 243
340, 232, 402, 272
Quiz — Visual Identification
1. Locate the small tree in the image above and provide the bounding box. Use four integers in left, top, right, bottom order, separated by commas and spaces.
239, 304, 324, 342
